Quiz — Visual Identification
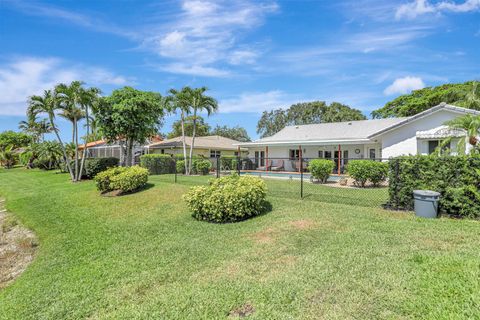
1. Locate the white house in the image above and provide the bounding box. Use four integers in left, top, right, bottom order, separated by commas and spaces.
237, 103, 479, 172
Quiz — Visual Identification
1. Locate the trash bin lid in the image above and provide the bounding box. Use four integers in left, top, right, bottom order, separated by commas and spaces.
413, 190, 440, 197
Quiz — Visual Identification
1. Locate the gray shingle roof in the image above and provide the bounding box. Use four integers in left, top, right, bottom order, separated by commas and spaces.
258, 118, 407, 143
147, 135, 245, 150
239, 103, 480, 146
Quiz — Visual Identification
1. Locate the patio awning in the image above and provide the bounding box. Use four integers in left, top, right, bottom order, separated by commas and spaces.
416, 126, 466, 139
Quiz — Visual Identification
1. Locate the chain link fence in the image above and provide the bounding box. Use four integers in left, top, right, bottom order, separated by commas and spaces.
156, 156, 390, 209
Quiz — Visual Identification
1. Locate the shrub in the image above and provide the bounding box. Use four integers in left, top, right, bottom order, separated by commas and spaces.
183, 175, 268, 223
220, 156, 237, 169
140, 154, 175, 175
441, 185, 480, 218
347, 160, 387, 187
95, 166, 148, 194
387, 155, 480, 218
308, 159, 335, 183
194, 159, 212, 175
95, 167, 127, 192
84, 157, 119, 178
176, 160, 186, 174
110, 166, 149, 193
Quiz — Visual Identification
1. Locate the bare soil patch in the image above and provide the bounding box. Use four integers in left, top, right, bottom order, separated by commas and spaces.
251, 227, 276, 244
288, 219, 317, 230
228, 303, 255, 318
0, 200, 37, 289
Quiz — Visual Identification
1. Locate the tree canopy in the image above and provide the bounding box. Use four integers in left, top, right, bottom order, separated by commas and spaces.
167, 115, 211, 139
210, 125, 251, 142
256, 101, 366, 138
0, 131, 32, 150
372, 81, 480, 118
93, 87, 167, 166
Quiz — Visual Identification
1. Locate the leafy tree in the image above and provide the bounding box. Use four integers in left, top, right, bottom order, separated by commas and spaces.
210, 125, 251, 142
0, 131, 32, 150
167, 115, 211, 139
257, 101, 366, 138
372, 81, 480, 118
93, 87, 168, 166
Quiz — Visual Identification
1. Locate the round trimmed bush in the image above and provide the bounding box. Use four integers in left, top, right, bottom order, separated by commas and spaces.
347, 160, 388, 187
94, 166, 148, 194
183, 175, 268, 223
308, 159, 335, 183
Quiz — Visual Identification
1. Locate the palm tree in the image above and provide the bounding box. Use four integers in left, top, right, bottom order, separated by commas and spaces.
463, 81, 480, 110
444, 114, 480, 154
184, 87, 218, 174
28, 90, 74, 180
56, 81, 100, 181
167, 88, 191, 174
0, 145, 15, 169
18, 109, 53, 143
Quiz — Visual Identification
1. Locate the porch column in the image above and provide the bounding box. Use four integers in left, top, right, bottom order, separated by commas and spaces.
299, 145, 302, 173
338, 144, 341, 176
265, 146, 269, 172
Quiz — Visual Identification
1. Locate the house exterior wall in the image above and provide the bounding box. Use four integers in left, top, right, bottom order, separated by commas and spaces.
380, 110, 467, 158
246, 144, 381, 171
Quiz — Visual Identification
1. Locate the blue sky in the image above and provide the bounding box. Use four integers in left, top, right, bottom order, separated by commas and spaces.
0, 0, 479, 141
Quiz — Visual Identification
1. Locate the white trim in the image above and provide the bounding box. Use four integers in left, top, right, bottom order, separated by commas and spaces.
235, 138, 372, 147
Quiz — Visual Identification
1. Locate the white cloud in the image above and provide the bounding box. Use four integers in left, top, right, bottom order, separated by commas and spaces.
395, 0, 480, 20
142, 0, 278, 76
0, 57, 131, 116
159, 63, 230, 77
219, 90, 297, 113
384, 76, 426, 95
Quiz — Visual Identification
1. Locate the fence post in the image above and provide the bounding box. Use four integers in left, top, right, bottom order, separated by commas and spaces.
216, 156, 220, 178
237, 155, 241, 175
174, 157, 177, 183
300, 157, 304, 199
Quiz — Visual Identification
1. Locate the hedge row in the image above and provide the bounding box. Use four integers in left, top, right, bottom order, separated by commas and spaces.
387, 155, 480, 218
140, 154, 175, 174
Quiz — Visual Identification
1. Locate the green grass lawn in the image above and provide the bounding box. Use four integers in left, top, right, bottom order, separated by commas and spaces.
0, 169, 479, 319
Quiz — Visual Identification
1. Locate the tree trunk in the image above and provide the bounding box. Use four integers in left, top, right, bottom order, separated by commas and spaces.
119, 140, 128, 167
78, 105, 89, 182
50, 113, 74, 180
74, 117, 80, 181
188, 107, 197, 174
127, 138, 134, 167
181, 111, 188, 175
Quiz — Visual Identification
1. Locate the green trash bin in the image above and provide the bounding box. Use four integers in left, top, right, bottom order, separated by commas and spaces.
413, 190, 440, 218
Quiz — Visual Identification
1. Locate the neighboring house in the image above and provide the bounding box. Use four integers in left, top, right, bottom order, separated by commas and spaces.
79, 136, 162, 164
236, 103, 479, 172
146, 135, 248, 158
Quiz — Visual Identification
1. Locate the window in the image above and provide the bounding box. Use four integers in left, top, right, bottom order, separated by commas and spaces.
161, 149, 165, 154
289, 149, 300, 160
210, 150, 221, 158
318, 150, 324, 158
324, 151, 332, 159
234, 151, 239, 156
428, 140, 451, 155
369, 148, 376, 159
343, 150, 349, 165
